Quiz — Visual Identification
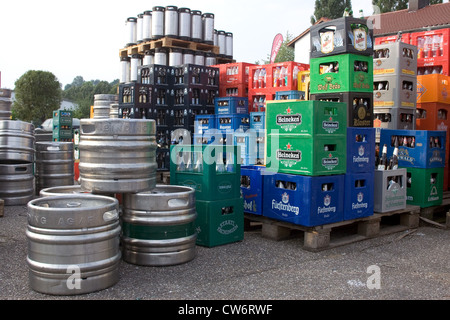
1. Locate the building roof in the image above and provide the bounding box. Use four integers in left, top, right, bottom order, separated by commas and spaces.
373, 2, 450, 36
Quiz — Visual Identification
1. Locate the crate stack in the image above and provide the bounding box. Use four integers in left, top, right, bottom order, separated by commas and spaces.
413, 28, 450, 190
212, 62, 256, 99
309, 17, 374, 131
379, 129, 447, 208
372, 41, 418, 141
52, 110, 73, 142
170, 144, 244, 247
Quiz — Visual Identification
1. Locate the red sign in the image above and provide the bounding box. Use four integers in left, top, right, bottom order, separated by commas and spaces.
270, 33, 284, 63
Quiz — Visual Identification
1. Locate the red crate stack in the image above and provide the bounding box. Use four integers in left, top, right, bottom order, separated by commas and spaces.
411, 28, 450, 76
211, 62, 256, 97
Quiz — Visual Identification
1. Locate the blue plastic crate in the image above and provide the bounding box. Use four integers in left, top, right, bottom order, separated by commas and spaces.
379, 129, 447, 168
194, 114, 217, 134
241, 166, 265, 215
262, 172, 344, 227
217, 114, 250, 133
193, 130, 225, 145
250, 112, 265, 130
346, 127, 375, 173
344, 172, 374, 221
275, 90, 305, 100
233, 132, 258, 159
215, 97, 249, 115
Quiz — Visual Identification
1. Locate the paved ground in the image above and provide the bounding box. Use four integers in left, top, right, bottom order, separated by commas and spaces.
1, 201, 450, 305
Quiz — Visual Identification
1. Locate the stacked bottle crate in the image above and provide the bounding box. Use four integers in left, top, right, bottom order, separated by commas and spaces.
118, 63, 219, 172
212, 62, 256, 98
415, 70, 450, 190
372, 41, 418, 141
309, 16, 374, 130
262, 99, 347, 227
170, 144, 244, 247
52, 110, 73, 142
412, 28, 449, 76
379, 129, 447, 208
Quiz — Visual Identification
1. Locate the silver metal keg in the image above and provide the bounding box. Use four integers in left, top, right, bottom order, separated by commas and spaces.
194, 51, 205, 66
0, 163, 34, 206
136, 13, 144, 43
143, 49, 154, 65
35, 142, 74, 194
94, 94, 119, 119
191, 10, 202, 42
142, 10, 152, 41
205, 52, 217, 66
109, 103, 119, 119
39, 185, 90, 197
0, 89, 12, 120
178, 7, 191, 41
120, 56, 130, 84
26, 195, 121, 295
183, 49, 195, 64
121, 184, 197, 266
78, 118, 157, 194
169, 48, 183, 66
0, 120, 35, 163
151, 6, 165, 40
225, 32, 233, 58
125, 17, 137, 47
165, 5, 178, 38
202, 13, 214, 44
217, 30, 226, 56
213, 29, 218, 47
130, 54, 142, 82
154, 48, 168, 66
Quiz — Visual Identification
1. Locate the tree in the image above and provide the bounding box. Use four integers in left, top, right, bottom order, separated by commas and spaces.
372, 0, 442, 13
12, 70, 62, 125
255, 31, 295, 65
311, 0, 352, 24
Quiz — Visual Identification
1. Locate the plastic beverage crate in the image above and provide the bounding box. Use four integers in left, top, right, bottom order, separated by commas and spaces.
275, 90, 305, 100
416, 74, 450, 104
195, 197, 244, 247
265, 100, 347, 137
373, 107, 416, 136
343, 172, 374, 220
217, 114, 250, 133
411, 28, 450, 75
416, 102, 450, 132
346, 127, 376, 173
138, 64, 175, 86
250, 112, 265, 130
379, 129, 447, 168
406, 167, 444, 208
240, 165, 265, 215
373, 42, 418, 76
373, 74, 417, 108
374, 168, 407, 213
194, 114, 216, 134
262, 172, 345, 227
214, 97, 249, 115
310, 54, 373, 94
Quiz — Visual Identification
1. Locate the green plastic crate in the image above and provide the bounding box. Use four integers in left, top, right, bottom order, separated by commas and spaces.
266, 134, 347, 176
195, 197, 244, 247
52, 129, 73, 141
265, 100, 347, 136
170, 144, 241, 201
53, 110, 73, 127
406, 167, 444, 208
310, 53, 373, 94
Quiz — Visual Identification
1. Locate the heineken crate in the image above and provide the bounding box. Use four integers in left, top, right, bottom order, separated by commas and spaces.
406, 167, 444, 208
346, 127, 376, 173
310, 53, 373, 94
194, 114, 216, 134
241, 165, 266, 216
195, 197, 244, 247
250, 112, 265, 130
52, 110, 72, 127
275, 90, 305, 100
170, 144, 241, 201
217, 114, 250, 133
262, 172, 345, 227
214, 97, 249, 115
266, 134, 347, 176
374, 168, 407, 213
379, 129, 447, 169
119, 83, 153, 108
310, 16, 374, 58
373, 42, 418, 76
138, 64, 175, 86
266, 100, 347, 136
344, 172, 374, 220
373, 74, 417, 108
310, 91, 373, 127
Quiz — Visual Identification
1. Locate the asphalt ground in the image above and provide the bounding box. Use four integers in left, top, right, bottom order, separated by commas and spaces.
1, 200, 450, 314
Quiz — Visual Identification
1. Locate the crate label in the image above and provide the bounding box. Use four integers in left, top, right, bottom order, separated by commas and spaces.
352, 145, 370, 165
317, 76, 341, 91
276, 107, 302, 132
243, 198, 257, 212
320, 31, 335, 54
428, 186, 440, 202
218, 181, 233, 194
217, 220, 239, 235
353, 28, 367, 51
322, 119, 339, 133
398, 148, 415, 165
276, 143, 301, 167
271, 192, 300, 216
322, 154, 339, 170
352, 192, 369, 212
402, 69, 415, 76
317, 194, 337, 217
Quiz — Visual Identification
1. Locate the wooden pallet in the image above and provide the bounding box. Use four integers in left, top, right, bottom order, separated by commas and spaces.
244, 205, 421, 252
418, 191, 450, 229
120, 37, 220, 58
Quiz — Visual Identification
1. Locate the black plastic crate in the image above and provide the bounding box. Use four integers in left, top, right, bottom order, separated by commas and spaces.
118, 83, 153, 109
152, 86, 174, 107
156, 148, 170, 171
138, 64, 175, 86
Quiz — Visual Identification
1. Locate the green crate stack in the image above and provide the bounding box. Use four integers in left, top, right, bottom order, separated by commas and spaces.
52, 110, 73, 142
170, 144, 244, 247
406, 167, 444, 208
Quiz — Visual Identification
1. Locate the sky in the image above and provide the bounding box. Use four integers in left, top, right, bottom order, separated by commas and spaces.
0, 0, 400, 90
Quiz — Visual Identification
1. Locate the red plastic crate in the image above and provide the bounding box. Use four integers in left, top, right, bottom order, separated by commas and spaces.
416, 102, 450, 131
248, 62, 310, 91
411, 28, 450, 75
248, 89, 276, 112
375, 33, 411, 45
219, 83, 248, 97
211, 62, 256, 86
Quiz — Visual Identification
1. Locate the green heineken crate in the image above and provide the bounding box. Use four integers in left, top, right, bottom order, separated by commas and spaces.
170, 144, 241, 201
266, 134, 347, 176
265, 100, 347, 136
53, 110, 73, 127
195, 197, 244, 247
406, 167, 444, 208
310, 53, 373, 94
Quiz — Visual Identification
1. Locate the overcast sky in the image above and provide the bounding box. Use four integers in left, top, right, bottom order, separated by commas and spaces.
0, 0, 387, 90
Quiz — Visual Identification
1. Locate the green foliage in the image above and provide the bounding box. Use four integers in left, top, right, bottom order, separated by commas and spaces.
63, 77, 119, 119
256, 31, 295, 65
12, 70, 62, 125
311, 0, 352, 24
372, 0, 408, 13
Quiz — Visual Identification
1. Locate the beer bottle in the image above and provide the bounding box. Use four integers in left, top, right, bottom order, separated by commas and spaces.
378, 144, 388, 170
391, 138, 399, 170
